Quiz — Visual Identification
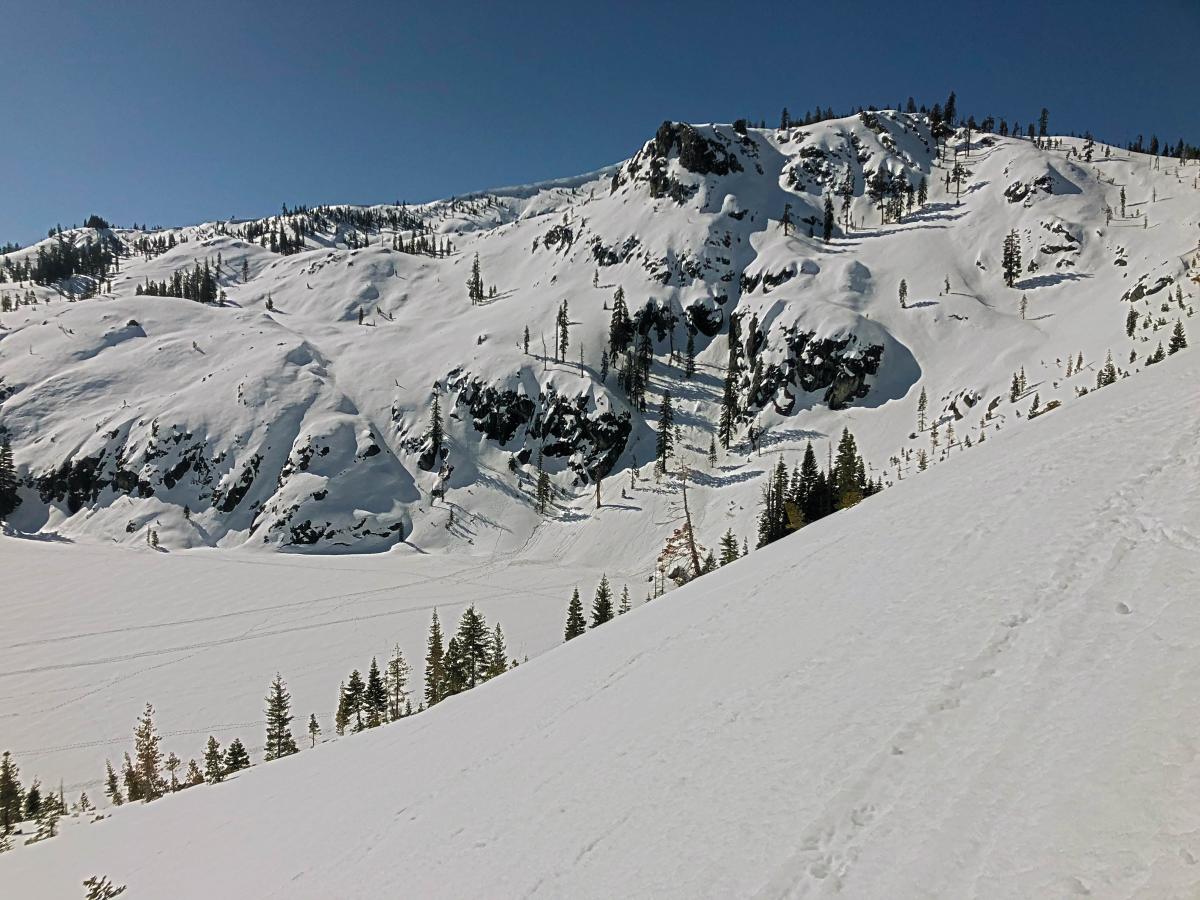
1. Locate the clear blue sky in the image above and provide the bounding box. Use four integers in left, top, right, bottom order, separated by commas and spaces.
4, 0, 1196, 246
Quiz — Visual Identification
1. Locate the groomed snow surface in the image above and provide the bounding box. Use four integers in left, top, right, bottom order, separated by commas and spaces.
3, 334, 1198, 899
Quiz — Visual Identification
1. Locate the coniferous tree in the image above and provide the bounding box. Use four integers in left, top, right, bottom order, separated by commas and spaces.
0, 440, 19, 519
120, 754, 141, 803
103, 758, 123, 806
364, 658, 388, 728
443, 637, 466, 696
264, 674, 299, 760
535, 448, 551, 515
385, 645, 410, 721
822, 194, 835, 242
344, 670, 366, 732
591, 575, 614, 627
223, 739, 250, 773
564, 588, 587, 641
334, 680, 350, 736
428, 391, 444, 458
454, 605, 492, 690
424, 610, 446, 707
487, 623, 508, 679
1002, 230, 1022, 287
23, 779, 42, 820
203, 737, 224, 783
1169, 320, 1188, 354
655, 391, 675, 474
133, 704, 164, 802
684, 328, 696, 377
719, 529, 740, 565
184, 759, 204, 787
165, 753, 181, 793
708, 436, 718, 468
916, 387, 928, 431
898, 278, 908, 309
618, 585, 632, 615
0, 752, 21, 834
308, 714, 321, 748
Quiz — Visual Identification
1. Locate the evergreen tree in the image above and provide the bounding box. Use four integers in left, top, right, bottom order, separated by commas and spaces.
165, 753, 181, 792
917, 386, 928, 431
263, 673, 299, 759
557, 300, 570, 361
334, 680, 350, 736
364, 658, 388, 728
1002, 229, 1022, 287
344, 669, 366, 732
898, 278, 908, 309
564, 588, 587, 641
1147, 342, 1166, 364
223, 739, 250, 773
487, 623, 508, 679
591, 575, 614, 627
83, 875, 128, 899
708, 436, 718, 468
719, 529, 740, 565
618, 585, 632, 615
183, 760, 203, 787
133, 704, 164, 801
0, 752, 21, 833
308, 714, 321, 748
655, 391, 675, 474
443, 636, 467, 696
833, 429, 864, 509
1169, 320, 1188, 354
103, 758, 123, 806
0, 440, 19, 519
203, 737, 224, 783
454, 605, 492, 690
385, 645, 410, 721
428, 390, 444, 457
424, 610, 446, 707
684, 328, 696, 378
535, 448, 551, 516
23, 779, 42, 820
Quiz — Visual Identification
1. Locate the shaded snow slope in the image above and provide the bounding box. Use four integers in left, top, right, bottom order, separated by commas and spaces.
4, 344, 1198, 899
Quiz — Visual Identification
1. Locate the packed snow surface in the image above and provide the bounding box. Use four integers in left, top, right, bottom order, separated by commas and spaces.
3, 333, 1198, 899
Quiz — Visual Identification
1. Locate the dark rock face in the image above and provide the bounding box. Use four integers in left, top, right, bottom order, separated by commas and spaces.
652, 122, 744, 177
454, 376, 632, 483
1004, 173, 1055, 204
753, 331, 884, 413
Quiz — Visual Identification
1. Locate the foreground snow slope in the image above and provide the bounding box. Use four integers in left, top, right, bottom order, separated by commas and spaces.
5, 347, 1197, 899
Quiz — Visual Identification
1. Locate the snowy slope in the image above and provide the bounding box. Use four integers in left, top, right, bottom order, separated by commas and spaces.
1, 112, 1196, 565
3, 340, 1198, 899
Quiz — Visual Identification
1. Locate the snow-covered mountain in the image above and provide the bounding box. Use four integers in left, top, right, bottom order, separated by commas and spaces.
1, 111, 1194, 566
3, 319, 1197, 899
1, 109, 1198, 896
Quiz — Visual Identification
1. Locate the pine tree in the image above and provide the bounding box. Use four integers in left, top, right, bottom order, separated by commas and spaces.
184, 759, 204, 787
308, 714, 321, 748
385, 645, 410, 721
264, 674, 299, 759
428, 390, 444, 457
708, 436, 717, 468
424, 610, 446, 707
223, 739, 250, 773
103, 758, 123, 806
898, 279, 908, 309
1147, 342, 1166, 364
822, 194, 835, 242
0, 752, 21, 834
719, 529, 740, 565
1010, 373, 1022, 402
23, 778, 42, 820
454, 605, 492, 690
591, 575, 614, 627
443, 636, 466, 696
203, 737, 224, 783
523, 325, 530, 355
535, 448, 551, 516
618, 585, 632, 614
685, 328, 696, 377
487, 623, 508, 679
165, 752, 181, 792
133, 704, 164, 801
655, 391, 675, 474
1002, 230, 1022, 287
83, 875, 128, 899
345, 669, 366, 732
364, 658, 388, 728
1169, 320, 1188, 354
564, 588, 587, 641
0, 440, 19, 519
916, 386, 928, 431
334, 680, 350, 736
